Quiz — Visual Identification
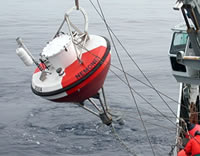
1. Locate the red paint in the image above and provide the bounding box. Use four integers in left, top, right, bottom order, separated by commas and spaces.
53, 53, 111, 102
189, 124, 200, 137
186, 124, 200, 138
61, 46, 106, 88
177, 150, 186, 156
34, 63, 46, 73
32, 45, 111, 102
184, 135, 200, 156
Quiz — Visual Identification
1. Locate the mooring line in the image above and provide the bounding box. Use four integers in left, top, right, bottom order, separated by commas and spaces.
110, 124, 138, 156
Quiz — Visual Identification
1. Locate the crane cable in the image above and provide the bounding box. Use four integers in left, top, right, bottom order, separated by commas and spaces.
87, 2, 197, 144
78, 44, 176, 156
84, 46, 179, 129
94, 0, 156, 155
109, 69, 177, 127
79, 42, 186, 129
88, 0, 177, 118
110, 64, 191, 114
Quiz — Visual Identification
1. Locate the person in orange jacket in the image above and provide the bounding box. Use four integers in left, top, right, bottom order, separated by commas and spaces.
186, 122, 200, 138
184, 131, 200, 156
178, 149, 187, 156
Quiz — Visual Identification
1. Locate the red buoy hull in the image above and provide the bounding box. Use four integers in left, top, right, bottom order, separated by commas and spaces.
53, 54, 110, 102
31, 36, 111, 103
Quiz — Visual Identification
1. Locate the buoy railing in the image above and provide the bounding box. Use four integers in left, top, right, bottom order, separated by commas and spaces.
53, 2, 89, 64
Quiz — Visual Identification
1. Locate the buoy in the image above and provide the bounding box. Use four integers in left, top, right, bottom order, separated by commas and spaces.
16, 47, 33, 66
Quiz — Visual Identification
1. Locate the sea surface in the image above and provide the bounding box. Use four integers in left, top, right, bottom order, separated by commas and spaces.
0, 0, 183, 155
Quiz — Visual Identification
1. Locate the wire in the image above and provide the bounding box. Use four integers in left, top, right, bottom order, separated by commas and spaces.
88, 1, 196, 134
109, 69, 177, 126
111, 64, 179, 104
110, 124, 138, 156
95, 0, 156, 155
79, 37, 185, 133
88, 0, 177, 118
116, 109, 176, 131
110, 64, 190, 113
84, 46, 180, 129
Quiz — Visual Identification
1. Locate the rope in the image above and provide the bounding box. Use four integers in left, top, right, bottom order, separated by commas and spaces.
111, 64, 179, 105
75, 19, 190, 132
166, 119, 200, 155
110, 124, 138, 156
88, 0, 177, 118
109, 69, 200, 140
78, 41, 193, 156
180, 119, 200, 145
110, 64, 192, 115
110, 69, 177, 127
79, 39, 182, 133
95, 0, 156, 155
124, 112, 176, 131
76, 2, 193, 154
79, 44, 179, 150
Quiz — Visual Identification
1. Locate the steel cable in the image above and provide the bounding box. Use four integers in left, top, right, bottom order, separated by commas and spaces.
88, 0, 177, 118
95, 0, 156, 155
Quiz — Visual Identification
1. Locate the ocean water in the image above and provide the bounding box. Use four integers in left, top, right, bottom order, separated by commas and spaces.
0, 0, 182, 155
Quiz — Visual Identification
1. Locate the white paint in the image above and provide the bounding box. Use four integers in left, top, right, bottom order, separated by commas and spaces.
32, 69, 64, 92
43, 92, 68, 100
42, 35, 71, 57
32, 35, 108, 96
16, 47, 33, 66
42, 34, 79, 69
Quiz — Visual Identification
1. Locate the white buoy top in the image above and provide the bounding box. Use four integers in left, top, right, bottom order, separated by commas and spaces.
42, 34, 71, 57
41, 34, 79, 69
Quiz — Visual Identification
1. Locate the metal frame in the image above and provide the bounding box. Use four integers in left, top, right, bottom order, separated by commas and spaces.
77, 87, 112, 125
53, 5, 89, 64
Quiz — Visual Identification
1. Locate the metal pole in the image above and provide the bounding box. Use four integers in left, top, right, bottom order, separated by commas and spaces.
102, 87, 109, 111
53, 18, 66, 39
77, 103, 99, 117
88, 98, 101, 112
99, 97, 107, 115
65, 14, 82, 64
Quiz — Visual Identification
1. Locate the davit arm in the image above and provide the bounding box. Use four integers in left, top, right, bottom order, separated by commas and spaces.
174, 0, 200, 56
